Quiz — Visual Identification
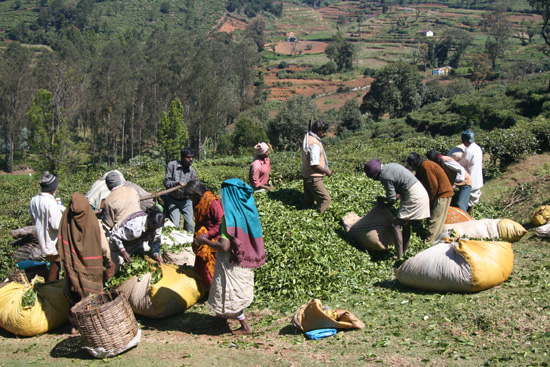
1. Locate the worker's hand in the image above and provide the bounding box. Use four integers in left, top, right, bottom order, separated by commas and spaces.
178, 181, 185, 187
153, 254, 163, 264
325, 168, 333, 177
120, 249, 132, 263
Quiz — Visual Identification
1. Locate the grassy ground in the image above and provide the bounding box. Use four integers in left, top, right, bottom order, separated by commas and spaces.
1, 154, 549, 366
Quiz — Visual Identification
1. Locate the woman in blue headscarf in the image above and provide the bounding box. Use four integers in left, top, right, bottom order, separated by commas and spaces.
195, 178, 265, 335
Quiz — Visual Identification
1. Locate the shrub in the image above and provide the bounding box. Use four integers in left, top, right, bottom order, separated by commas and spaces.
278, 60, 288, 69
478, 127, 538, 170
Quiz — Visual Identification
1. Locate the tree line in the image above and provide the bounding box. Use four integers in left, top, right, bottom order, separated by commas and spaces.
0, 28, 261, 173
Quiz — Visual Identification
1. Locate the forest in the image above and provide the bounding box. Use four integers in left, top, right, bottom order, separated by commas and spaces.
0, 0, 549, 176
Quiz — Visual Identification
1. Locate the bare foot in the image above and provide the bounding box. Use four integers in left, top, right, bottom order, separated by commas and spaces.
70, 328, 79, 335
231, 327, 252, 335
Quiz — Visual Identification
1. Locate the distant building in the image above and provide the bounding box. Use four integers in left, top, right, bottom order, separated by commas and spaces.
418, 30, 434, 37
286, 32, 298, 42
432, 66, 452, 76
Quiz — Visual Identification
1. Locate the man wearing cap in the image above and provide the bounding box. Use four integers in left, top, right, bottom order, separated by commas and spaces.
29, 171, 65, 281
301, 119, 332, 214
102, 171, 141, 230
162, 147, 197, 232
426, 149, 472, 213
249, 142, 274, 192
364, 159, 430, 258
457, 129, 483, 211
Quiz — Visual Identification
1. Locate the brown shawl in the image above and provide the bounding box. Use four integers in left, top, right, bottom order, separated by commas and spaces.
58, 193, 104, 304
193, 191, 219, 289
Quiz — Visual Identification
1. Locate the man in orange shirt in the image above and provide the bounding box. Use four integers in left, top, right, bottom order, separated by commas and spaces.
407, 152, 454, 243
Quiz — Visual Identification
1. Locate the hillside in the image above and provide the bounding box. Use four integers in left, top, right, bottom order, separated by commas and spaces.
0, 146, 549, 366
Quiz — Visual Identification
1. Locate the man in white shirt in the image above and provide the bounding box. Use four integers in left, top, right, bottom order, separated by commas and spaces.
456, 129, 483, 211
29, 171, 65, 281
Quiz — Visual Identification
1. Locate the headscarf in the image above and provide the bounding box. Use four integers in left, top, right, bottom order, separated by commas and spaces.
221, 178, 265, 268
364, 159, 381, 179
254, 142, 269, 156
57, 193, 104, 302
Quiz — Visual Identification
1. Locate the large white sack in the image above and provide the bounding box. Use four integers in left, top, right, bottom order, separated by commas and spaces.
397, 242, 472, 292
535, 222, 550, 238
443, 219, 500, 239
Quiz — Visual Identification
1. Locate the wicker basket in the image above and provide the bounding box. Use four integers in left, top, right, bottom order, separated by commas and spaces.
72, 290, 140, 358
8, 269, 28, 284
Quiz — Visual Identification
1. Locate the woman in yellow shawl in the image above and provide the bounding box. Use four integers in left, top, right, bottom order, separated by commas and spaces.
185, 180, 224, 289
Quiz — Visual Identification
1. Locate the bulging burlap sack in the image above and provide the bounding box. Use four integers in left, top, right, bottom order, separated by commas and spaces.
342, 205, 395, 251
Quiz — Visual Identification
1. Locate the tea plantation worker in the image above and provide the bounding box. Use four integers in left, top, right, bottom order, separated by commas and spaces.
102, 171, 141, 230
184, 179, 224, 290
249, 142, 274, 192
407, 152, 454, 244
457, 129, 483, 212
29, 171, 65, 282
85, 169, 125, 211
162, 147, 197, 232
195, 178, 265, 335
301, 119, 332, 214
57, 192, 110, 333
364, 159, 430, 258
426, 149, 472, 213
109, 207, 165, 268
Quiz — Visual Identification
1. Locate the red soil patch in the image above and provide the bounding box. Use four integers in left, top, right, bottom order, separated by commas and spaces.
264, 65, 372, 111
274, 40, 328, 55
217, 16, 248, 33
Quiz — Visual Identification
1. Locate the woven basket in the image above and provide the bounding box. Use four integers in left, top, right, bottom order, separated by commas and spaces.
72, 290, 139, 357
8, 269, 28, 284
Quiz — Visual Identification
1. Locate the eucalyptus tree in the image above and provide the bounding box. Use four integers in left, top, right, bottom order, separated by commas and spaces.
88, 39, 132, 165
528, 0, 550, 89
483, 1, 512, 70
0, 42, 35, 173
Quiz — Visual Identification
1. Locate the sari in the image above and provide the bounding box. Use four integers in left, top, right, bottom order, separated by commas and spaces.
193, 191, 223, 289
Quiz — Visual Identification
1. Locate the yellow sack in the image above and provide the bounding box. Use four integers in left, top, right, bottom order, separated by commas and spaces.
456, 240, 514, 292
149, 264, 205, 314
117, 263, 206, 318
0, 279, 69, 336
291, 299, 365, 332
532, 205, 550, 226
497, 219, 527, 242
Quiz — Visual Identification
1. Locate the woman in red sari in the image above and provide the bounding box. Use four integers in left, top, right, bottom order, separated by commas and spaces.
184, 180, 224, 289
